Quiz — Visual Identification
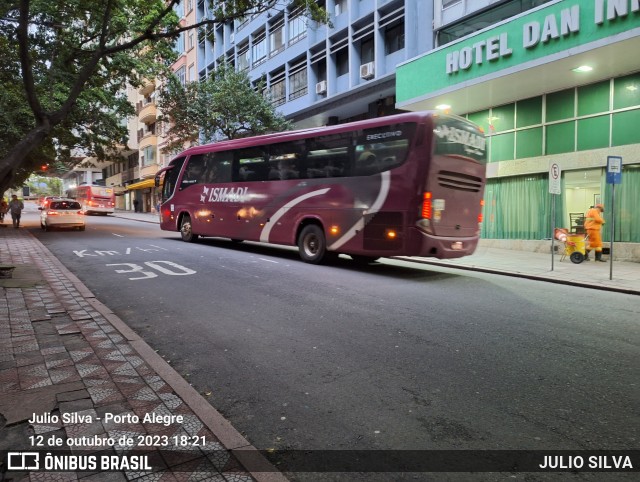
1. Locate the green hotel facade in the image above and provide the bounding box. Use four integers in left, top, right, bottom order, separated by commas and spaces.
397, 0, 640, 259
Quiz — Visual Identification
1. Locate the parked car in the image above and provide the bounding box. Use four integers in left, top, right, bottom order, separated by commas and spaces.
39, 199, 85, 231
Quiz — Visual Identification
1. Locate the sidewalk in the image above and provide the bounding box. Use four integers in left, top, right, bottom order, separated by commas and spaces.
113, 210, 640, 295
0, 221, 285, 481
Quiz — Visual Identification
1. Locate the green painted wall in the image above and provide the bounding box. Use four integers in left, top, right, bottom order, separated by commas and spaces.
398, 1, 640, 103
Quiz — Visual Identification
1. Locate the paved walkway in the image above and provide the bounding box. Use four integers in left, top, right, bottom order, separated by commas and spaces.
115, 210, 640, 295
0, 217, 285, 481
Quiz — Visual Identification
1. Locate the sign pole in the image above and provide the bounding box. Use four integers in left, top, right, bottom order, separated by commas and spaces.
610, 184, 615, 281
549, 162, 561, 271
606, 155, 622, 281
551, 195, 555, 271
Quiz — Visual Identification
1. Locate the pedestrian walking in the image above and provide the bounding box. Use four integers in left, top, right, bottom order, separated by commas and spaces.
133, 198, 139, 213
584, 203, 606, 262
8, 194, 24, 228
0, 198, 8, 222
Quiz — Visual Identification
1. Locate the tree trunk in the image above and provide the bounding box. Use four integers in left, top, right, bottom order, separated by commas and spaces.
0, 123, 51, 189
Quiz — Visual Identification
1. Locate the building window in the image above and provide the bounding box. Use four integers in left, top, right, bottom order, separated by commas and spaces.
175, 66, 186, 85
289, 65, 307, 101
385, 23, 404, 54
270, 79, 286, 106
270, 19, 285, 56
336, 49, 349, 76
142, 146, 156, 166
361, 37, 374, 64
237, 43, 250, 71
188, 63, 195, 82
335, 0, 347, 16
173, 0, 184, 18
174, 32, 185, 55
437, 0, 552, 46
252, 33, 267, 67
188, 32, 194, 51
288, 14, 307, 44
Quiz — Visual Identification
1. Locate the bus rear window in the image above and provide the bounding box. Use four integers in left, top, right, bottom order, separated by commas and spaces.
434, 116, 487, 163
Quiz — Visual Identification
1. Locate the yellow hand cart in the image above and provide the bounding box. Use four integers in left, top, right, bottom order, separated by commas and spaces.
555, 228, 589, 264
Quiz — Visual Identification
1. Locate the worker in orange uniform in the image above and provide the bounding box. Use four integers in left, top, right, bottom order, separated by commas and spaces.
584, 204, 606, 262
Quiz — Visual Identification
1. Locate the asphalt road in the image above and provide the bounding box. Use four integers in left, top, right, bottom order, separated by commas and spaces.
25, 210, 640, 478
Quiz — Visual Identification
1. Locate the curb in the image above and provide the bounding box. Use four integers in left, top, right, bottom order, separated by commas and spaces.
395, 257, 640, 296
25, 228, 287, 482
112, 213, 160, 225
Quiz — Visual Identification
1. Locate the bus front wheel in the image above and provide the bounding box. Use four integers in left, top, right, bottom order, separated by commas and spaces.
298, 224, 327, 264
180, 215, 198, 243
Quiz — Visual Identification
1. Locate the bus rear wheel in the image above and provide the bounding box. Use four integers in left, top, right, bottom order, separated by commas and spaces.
298, 225, 328, 264
180, 215, 198, 243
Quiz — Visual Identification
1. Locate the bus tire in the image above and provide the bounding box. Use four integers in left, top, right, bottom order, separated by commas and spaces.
298, 224, 327, 264
180, 215, 198, 243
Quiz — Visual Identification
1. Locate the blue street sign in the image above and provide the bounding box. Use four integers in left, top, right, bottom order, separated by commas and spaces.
606, 156, 622, 184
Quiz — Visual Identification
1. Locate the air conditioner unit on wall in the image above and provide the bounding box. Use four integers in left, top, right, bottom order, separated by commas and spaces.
315, 80, 327, 95
360, 62, 374, 80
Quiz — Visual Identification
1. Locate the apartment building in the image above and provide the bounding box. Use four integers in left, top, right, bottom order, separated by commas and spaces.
397, 0, 640, 253
104, 1, 437, 211
196, 0, 432, 126
104, 0, 198, 212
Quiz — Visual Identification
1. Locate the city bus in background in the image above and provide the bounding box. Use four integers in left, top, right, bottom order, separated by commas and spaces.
66, 184, 115, 215
155, 111, 487, 264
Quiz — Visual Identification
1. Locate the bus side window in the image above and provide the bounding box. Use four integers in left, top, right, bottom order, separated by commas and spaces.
268, 140, 304, 180
307, 133, 351, 178
181, 155, 206, 188
235, 147, 268, 182
202, 152, 232, 183
354, 124, 413, 176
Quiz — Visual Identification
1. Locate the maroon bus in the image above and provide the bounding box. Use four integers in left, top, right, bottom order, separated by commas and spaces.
155, 111, 487, 264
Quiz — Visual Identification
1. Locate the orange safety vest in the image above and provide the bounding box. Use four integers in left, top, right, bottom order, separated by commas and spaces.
584, 207, 604, 230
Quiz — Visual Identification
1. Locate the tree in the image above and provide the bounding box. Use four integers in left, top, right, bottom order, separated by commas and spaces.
0, 0, 327, 193
26, 174, 62, 197
157, 63, 292, 152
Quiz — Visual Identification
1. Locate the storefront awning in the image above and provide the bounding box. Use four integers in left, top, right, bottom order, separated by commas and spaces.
126, 179, 156, 190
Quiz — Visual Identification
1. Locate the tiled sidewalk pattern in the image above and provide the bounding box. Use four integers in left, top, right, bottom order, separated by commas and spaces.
0, 227, 256, 481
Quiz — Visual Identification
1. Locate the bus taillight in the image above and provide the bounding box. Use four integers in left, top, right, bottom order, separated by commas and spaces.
421, 192, 432, 219
478, 199, 485, 223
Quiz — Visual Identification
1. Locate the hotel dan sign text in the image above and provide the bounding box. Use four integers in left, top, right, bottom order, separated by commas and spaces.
446, 0, 639, 74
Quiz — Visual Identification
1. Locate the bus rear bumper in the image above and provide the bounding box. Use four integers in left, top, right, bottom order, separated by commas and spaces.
407, 228, 479, 259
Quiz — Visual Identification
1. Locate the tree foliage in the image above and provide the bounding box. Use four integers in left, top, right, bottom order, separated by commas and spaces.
157, 63, 292, 152
0, 0, 326, 192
